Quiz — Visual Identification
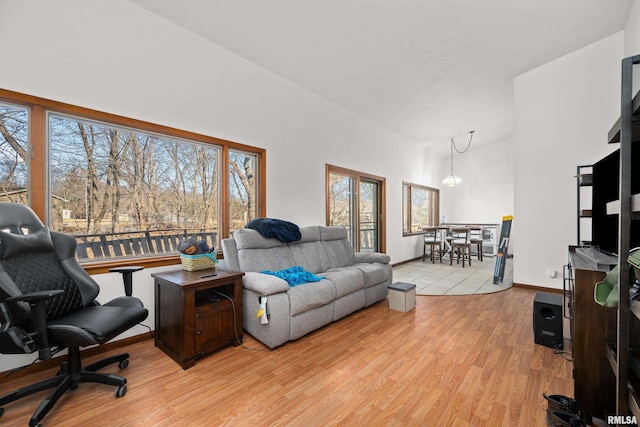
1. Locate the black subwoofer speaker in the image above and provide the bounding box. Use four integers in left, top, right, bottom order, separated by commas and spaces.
533, 292, 563, 349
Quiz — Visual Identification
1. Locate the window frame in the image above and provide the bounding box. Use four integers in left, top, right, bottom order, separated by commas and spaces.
0, 88, 266, 274
325, 164, 386, 253
402, 181, 439, 236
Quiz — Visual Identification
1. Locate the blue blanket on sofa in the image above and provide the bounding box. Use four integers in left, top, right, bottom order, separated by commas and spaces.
246, 218, 301, 243
261, 266, 325, 287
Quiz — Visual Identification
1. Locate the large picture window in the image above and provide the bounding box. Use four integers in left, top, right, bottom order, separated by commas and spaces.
403, 182, 439, 235
0, 89, 265, 271
49, 114, 222, 260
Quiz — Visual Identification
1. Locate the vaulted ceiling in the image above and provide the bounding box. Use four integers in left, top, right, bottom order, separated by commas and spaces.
132, 0, 633, 150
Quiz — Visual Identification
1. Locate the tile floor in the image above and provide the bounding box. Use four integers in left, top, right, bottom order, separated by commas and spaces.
392, 254, 513, 296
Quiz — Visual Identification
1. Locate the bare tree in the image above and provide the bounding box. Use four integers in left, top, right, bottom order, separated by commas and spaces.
0, 115, 27, 162
77, 123, 101, 233
125, 134, 156, 230
166, 142, 189, 227
105, 128, 123, 233
328, 174, 352, 227
194, 146, 218, 229
229, 151, 255, 228
0, 111, 28, 197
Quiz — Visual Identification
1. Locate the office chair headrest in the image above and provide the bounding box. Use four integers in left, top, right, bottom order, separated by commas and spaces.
0, 203, 45, 232
0, 227, 54, 259
0, 203, 53, 259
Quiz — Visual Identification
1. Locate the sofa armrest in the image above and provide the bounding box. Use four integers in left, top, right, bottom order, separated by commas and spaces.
243, 272, 289, 296
354, 252, 390, 264
221, 237, 240, 271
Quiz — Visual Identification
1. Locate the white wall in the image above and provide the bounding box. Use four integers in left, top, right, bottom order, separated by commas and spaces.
625, 0, 640, 94
439, 137, 514, 227
513, 32, 624, 289
627, 1, 640, 56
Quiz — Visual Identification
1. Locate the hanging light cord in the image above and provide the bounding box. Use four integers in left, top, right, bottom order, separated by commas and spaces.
449, 139, 455, 174
451, 130, 475, 154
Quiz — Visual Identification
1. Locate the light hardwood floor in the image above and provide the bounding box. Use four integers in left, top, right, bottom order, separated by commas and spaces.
0, 287, 572, 426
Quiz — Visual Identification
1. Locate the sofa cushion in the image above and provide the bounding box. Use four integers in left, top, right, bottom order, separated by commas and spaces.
242, 272, 289, 296
320, 226, 355, 268
353, 263, 391, 288
286, 227, 327, 274
297, 226, 321, 244
289, 240, 328, 274
354, 252, 391, 264
238, 246, 295, 272
234, 228, 293, 271
289, 304, 334, 341
323, 267, 364, 298
288, 279, 336, 316
365, 282, 389, 306
234, 228, 288, 250
319, 225, 349, 241
333, 290, 365, 321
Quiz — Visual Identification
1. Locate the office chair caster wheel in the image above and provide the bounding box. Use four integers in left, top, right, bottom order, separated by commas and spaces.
0, 407, 4, 417
119, 359, 129, 369
115, 385, 127, 398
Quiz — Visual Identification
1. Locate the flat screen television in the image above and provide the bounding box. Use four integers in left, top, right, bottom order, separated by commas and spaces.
591, 148, 640, 255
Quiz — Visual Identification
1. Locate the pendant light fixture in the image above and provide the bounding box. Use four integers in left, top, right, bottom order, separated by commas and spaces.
442, 130, 475, 188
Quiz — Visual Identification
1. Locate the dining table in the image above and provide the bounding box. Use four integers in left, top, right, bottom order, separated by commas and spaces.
433, 225, 484, 259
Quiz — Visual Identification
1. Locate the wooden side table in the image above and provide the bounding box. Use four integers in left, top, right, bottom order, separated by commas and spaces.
152, 267, 244, 369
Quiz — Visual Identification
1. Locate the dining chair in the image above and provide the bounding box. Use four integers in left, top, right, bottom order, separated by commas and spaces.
422, 226, 442, 263
450, 227, 472, 267
469, 227, 484, 261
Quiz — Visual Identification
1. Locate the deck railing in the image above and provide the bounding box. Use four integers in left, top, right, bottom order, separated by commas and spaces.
73, 229, 218, 260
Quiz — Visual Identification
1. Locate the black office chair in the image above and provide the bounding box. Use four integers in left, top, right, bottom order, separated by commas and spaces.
0, 203, 148, 427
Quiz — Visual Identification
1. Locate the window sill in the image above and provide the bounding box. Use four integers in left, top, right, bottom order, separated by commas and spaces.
81, 255, 182, 275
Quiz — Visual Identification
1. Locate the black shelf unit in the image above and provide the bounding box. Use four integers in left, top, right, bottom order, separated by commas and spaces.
576, 164, 593, 246
607, 54, 640, 419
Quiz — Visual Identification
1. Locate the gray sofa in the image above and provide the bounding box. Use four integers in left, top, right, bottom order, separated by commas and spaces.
220, 225, 392, 348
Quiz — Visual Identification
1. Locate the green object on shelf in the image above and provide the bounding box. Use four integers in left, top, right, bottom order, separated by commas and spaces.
594, 265, 619, 308
627, 247, 640, 277
593, 248, 640, 308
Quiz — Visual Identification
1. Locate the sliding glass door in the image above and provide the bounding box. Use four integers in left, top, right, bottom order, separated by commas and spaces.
359, 179, 379, 252
326, 165, 385, 252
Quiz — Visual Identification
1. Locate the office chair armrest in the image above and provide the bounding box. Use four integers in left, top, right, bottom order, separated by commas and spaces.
6, 290, 64, 360
109, 266, 144, 296
6, 290, 64, 304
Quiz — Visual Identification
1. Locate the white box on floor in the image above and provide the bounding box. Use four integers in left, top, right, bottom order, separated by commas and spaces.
387, 282, 416, 312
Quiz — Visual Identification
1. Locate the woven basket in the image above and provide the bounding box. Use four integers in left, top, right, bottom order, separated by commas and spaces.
180, 252, 217, 271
